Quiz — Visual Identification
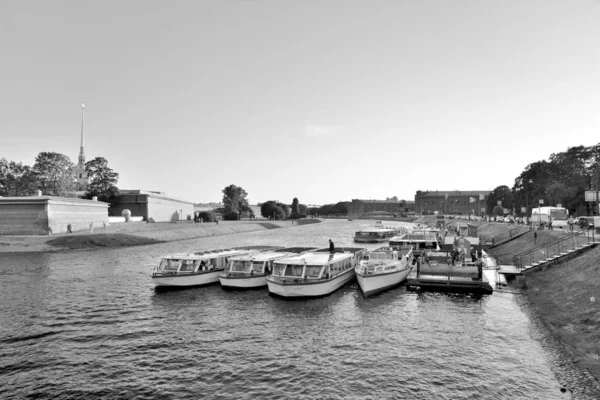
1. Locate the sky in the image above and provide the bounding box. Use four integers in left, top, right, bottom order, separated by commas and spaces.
2, 1, 600, 205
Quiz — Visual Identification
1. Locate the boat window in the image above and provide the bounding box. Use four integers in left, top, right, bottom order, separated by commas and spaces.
283, 265, 304, 277
305, 265, 322, 278
159, 259, 180, 271
251, 262, 264, 273
231, 260, 251, 272
180, 260, 195, 272
272, 263, 285, 276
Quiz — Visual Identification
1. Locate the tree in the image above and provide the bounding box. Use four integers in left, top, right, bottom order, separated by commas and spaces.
487, 185, 512, 214
386, 196, 399, 201
32, 152, 77, 197
290, 197, 300, 219
222, 184, 250, 215
492, 205, 504, 217
84, 157, 120, 203
0, 159, 36, 196
260, 201, 285, 220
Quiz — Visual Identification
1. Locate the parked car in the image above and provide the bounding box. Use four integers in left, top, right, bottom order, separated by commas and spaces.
504, 216, 515, 224
577, 216, 594, 229
495, 216, 504, 223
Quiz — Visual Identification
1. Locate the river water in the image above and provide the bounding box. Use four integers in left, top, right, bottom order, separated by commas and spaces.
0, 220, 572, 399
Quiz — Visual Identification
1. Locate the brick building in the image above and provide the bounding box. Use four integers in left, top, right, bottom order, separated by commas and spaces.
347, 199, 415, 218
414, 190, 491, 215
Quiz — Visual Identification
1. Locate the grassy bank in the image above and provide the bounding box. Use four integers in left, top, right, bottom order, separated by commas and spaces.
0, 219, 323, 253
523, 245, 600, 379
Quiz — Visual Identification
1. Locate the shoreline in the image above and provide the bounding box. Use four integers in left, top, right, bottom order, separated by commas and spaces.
0, 219, 322, 254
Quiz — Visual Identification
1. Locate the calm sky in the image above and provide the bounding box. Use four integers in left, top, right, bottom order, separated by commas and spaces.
2, 1, 600, 205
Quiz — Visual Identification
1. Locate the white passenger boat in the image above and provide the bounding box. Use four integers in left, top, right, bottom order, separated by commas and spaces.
389, 231, 440, 256
218, 247, 316, 289
353, 227, 404, 243
355, 246, 413, 297
151, 248, 254, 287
266, 248, 367, 298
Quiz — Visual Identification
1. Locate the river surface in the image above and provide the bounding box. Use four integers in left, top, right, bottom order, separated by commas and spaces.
0, 220, 571, 399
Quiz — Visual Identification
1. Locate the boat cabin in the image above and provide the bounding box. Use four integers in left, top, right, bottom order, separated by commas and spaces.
389, 232, 440, 255
153, 249, 249, 276
270, 249, 365, 283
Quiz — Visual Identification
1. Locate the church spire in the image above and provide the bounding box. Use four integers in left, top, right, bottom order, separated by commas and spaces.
78, 103, 85, 164
76, 103, 88, 187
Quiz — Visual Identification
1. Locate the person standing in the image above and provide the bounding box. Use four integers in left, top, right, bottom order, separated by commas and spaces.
89, 222, 93, 233
534, 231, 537, 245
329, 239, 335, 253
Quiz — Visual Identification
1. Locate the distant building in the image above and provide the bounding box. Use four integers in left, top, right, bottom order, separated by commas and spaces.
347, 199, 414, 218
0, 192, 108, 235
414, 190, 491, 215
111, 190, 195, 222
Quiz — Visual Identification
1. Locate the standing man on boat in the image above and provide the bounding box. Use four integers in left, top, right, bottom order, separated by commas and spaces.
329, 239, 335, 253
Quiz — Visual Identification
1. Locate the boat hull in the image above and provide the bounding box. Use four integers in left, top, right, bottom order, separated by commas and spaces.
218, 274, 267, 289
152, 270, 222, 287
354, 238, 389, 243
356, 266, 412, 297
267, 270, 355, 298
406, 277, 493, 295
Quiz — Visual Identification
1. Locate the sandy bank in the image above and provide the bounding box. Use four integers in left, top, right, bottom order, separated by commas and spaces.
0, 219, 322, 253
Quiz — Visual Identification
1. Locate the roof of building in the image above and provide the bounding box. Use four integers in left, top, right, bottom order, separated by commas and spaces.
416, 190, 491, 198
118, 189, 195, 205
352, 199, 406, 204
0, 195, 108, 205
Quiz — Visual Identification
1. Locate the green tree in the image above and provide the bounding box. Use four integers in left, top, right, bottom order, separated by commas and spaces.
290, 197, 300, 219
492, 205, 504, 217
0, 159, 37, 196
487, 185, 512, 214
260, 201, 286, 220
32, 152, 77, 197
222, 184, 250, 215
84, 157, 120, 203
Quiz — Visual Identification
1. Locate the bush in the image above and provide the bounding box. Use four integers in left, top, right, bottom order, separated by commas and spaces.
198, 211, 217, 222
223, 211, 239, 221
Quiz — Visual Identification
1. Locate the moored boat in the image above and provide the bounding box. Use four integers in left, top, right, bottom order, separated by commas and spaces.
151, 248, 255, 287
355, 246, 413, 297
389, 231, 440, 255
266, 248, 367, 298
406, 248, 493, 295
218, 247, 317, 289
353, 227, 405, 243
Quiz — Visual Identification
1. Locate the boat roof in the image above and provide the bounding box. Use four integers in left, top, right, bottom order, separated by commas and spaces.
162, 248, 250, 260
227, 251, 299, 262
371, 246, 413, 254
356, 228, 398, 233
273, 251, 359, 265
390, 232, 438, 241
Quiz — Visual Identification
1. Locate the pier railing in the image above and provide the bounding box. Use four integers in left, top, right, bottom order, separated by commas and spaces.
512, 230, 596, 271
480, 226, 530, 247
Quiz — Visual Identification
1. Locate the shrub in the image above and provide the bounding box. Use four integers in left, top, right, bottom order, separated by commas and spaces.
198, 211, 217, 222
223, 211, 239, 221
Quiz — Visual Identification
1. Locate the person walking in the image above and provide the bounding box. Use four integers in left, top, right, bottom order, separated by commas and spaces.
534, 231, 538, 245
329, 239, 335, 253
67, 223, 72, 234
89, 222, 94, 233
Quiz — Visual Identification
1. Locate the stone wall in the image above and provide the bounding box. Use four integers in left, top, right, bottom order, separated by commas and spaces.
147, 195, 195, 222
0, 196, 109, 235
